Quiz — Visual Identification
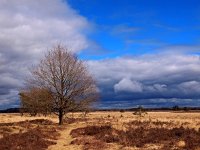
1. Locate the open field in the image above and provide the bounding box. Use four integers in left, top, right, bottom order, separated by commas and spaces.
0, 111, 200, 150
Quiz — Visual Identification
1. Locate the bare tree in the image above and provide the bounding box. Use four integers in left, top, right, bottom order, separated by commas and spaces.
26, 45, 98, 125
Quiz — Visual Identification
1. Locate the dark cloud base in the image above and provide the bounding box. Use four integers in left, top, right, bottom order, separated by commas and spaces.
1, 98, 200, 110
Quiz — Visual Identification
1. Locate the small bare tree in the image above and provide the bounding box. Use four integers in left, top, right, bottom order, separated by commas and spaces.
19, 87, 53, 116
26, 45, 98, 125
133, 105, 147, 118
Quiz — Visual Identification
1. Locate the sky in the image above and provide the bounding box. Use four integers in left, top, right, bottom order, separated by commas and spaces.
0, 0, 200, 109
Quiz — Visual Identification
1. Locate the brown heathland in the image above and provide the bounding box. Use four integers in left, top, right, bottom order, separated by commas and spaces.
0, 111, 200, 150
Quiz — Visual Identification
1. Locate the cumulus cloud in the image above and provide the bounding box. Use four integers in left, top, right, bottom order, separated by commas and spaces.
0, 0, 90, 54
114, 78, 143, 93
0, 0, 91, 109
88, 53, 200, 107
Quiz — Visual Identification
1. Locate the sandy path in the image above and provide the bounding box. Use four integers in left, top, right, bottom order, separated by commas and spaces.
48, 123, 86, 150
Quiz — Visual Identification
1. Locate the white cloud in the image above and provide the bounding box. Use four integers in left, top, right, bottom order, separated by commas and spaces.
0, 0, 90, 55
114, 78, 143, 93
0, 0, 91, 109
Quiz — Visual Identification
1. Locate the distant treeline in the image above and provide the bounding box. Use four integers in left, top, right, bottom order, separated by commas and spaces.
1, 106, 200, 113
97, 106, 200, 112
0, 108, 20, 113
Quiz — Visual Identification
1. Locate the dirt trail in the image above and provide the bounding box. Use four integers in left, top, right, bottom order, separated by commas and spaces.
48, 123, 86, 150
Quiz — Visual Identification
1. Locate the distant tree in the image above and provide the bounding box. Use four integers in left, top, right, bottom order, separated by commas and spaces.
23, 45, 98, 125
183, 107, 190, 112
133, 105, 147, 117
172, 105, 180, 111
120, 109, 125, 113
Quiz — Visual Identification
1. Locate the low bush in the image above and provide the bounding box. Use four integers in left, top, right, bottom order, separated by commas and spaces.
0, 127, 58, 150
70, 121, 200, 150
0, 119, 59, 150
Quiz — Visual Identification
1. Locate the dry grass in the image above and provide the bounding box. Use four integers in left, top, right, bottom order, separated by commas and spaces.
0, 111, 200, 150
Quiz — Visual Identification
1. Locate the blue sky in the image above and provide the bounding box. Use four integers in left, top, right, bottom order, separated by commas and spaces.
0, 0, 200, 109
68, 0, 200, 59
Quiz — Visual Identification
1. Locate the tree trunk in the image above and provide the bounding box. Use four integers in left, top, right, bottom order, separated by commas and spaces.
58, 110, 63, 125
